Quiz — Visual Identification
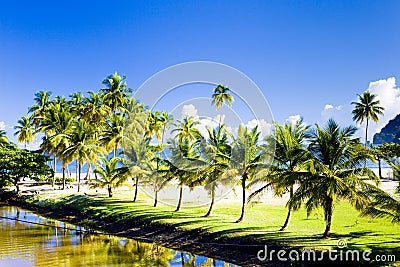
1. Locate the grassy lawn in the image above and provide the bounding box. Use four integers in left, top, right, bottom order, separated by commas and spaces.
23, 186, 400, 262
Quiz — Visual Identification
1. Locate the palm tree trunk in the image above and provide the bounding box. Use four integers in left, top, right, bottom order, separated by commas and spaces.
364, 118, 369, 168
77, 163, 81, 192
133, 176, 139, 202
108, 185, 113, 197
175, 185, 183, 212
181, 252, 185, 266
52, 155, 57, 187
62, 166, 65, 190
204, 184, 215, 217
280, 186, 294, 231
323, 196, 333, 238
378, 157, 383, 179
236, 176, 246, 223
154, 191, 158, 207
66, 164, 70, 178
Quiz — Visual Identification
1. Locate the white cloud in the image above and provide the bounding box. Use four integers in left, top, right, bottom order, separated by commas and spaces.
181, 104, 199, 119
320, 77, 400, 141
0, 121, 5, 131
244, 119, 273, 137
285, 115, 301, 126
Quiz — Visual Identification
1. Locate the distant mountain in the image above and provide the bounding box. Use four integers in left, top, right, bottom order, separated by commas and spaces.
373, 114, 400, 144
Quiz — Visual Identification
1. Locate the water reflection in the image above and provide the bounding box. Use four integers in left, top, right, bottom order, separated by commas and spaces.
0, 205, 238, 267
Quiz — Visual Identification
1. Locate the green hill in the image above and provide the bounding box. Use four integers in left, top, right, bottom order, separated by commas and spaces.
373, 114, 400, 144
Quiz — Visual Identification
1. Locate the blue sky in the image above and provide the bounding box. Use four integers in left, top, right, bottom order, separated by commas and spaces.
1, 0, 399, 146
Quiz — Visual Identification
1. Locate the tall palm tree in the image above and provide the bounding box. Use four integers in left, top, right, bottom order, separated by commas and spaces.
101, 72, 132, 114
64, 119, 105, 192
144, 111, 163, 141
249, 119, 310, 230
230, 125, 265, 223
100, 113, 125, 158
199, 125, 232, 217
28, 91, 52, 128
14, 116, 36, 148
288, 119, 381, 238
351, 91, 384, 147
93, 157, 130, 197
159, 111, 174, 145
212, 84, 234, 111
171, 116, 201, 143
81, 91, 110, 124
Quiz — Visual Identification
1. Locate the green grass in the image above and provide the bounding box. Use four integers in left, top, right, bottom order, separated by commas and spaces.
24, 188, 400, 261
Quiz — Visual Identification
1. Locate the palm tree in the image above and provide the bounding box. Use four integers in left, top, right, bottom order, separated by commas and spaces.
64, 119, 105, 192
14, 116, 36, 148
144, 111, 163, 141
0, 130, 9, 147
288, 119, 381, 238
159, 111, 174, 145
123, 137, 153, 202
171, 116, 201, 143
249, 119, 310, 230
230, 125, 266, 223
100, 113, 125, 158
351, 91, 384, 147
167, 138, 204, 212
28, 91, 52, 128
198, 125, 232, 217
212, 84, 234, 110
81, 91, 110, 124
93, 157, 130, 197
101, 72, 132, 114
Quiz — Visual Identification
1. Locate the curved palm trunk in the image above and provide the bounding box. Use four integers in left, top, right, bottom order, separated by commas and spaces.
108, 185, 113, 197
175, 186, 183, 212
364, 118, 369, 168
280, 186, 294, 231
323, 196, 333, 238
62, 166, 66, 190
77, 163, 81, 192
133, 176, 139, 202
154, 190, 158, 207
236, 175, 246, 223
204, 183, 215, 217
52, 156, 57, 187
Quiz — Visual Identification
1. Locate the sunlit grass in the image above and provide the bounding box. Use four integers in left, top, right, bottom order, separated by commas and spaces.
25, 187, 400, 260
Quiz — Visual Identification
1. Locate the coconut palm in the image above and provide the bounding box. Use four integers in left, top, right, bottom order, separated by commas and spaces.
28, 91, 52, 128
101, 72, 132, 114
171, 116, 201, 143
230, 125, 266, 223
198, 125, 232, 217
81, 91, 110, 124
211, 84, 234, 111
144, 111, 163, 141
167, 138, 204, 212
14, 116, 36, 148
0, 130, 9, 147
351, 91, 384, 147
100, 113, 125, 158
249, 119, 310, 230
93, 157, 130, 197
159, 111, 174, 145
288, 119, 381, 238
122, 137, 153, 202
63, 119, 106, 192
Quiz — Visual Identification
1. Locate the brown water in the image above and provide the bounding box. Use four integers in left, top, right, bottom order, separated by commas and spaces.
0, 205, 238, 267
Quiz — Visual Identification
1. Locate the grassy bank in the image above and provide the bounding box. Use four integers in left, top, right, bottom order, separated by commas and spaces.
1, 188, 399, 266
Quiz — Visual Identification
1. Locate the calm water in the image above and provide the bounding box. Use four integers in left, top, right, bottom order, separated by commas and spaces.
0, 205, 238, 267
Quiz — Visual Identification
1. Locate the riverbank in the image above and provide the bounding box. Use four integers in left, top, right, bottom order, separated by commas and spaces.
1, 185, 399, 266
